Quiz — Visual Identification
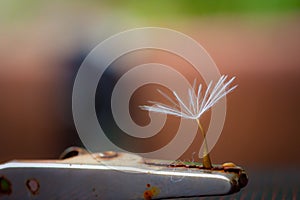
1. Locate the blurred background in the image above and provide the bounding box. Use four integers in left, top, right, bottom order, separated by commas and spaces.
0, 0, 300, 198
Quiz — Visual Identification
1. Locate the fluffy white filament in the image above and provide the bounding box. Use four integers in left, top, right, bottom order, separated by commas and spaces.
140, 75, 237, 120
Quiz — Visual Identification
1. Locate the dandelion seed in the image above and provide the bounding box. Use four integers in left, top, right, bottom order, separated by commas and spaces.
140, 75, 237, 169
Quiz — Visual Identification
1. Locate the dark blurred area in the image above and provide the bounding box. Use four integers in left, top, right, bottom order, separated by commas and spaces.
0, 0, 299, 171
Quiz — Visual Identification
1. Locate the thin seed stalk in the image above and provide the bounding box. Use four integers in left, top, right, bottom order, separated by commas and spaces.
196, 119, 212, 169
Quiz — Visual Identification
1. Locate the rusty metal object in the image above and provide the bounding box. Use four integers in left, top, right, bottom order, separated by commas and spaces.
0, 147, 248, 199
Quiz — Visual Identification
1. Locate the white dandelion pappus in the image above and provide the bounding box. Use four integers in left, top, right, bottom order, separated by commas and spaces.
140, 75, 237, 120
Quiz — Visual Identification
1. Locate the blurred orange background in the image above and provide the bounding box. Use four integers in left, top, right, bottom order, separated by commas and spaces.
0, 1, 299, 169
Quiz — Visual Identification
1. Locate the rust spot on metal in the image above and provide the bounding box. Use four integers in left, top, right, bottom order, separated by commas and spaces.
26, 178, 39, 195
144, 190, 152, 200
144, 185, 160, 200
0, 176, 12, 195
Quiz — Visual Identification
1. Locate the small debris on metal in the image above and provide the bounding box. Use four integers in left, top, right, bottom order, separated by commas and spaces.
222, 162, 237, 168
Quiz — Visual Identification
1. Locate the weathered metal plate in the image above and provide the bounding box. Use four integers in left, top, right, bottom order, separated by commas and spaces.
0, 152, 247, 199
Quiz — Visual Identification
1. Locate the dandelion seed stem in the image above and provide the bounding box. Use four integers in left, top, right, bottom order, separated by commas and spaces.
196, 119, 212, 169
